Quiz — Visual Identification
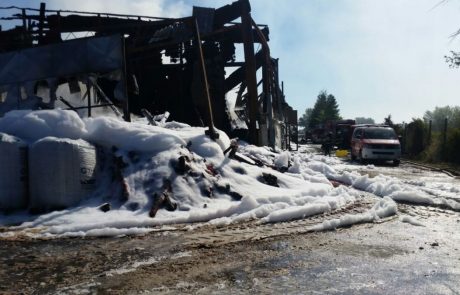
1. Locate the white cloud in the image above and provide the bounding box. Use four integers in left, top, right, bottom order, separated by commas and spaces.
5, 0, 460, 123
251, 0, 460, 122
45, 0, 189, 18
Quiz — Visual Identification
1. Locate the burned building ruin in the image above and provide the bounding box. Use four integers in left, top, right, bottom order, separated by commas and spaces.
0, 0, 297, 149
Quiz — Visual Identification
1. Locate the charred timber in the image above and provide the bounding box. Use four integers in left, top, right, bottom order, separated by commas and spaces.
224, 50, 265, 93
129, 25, 268, 56
202, 24, 269, 44
15, 13, 183, 35
240, 0, 259, 145
213, 0, 250, 29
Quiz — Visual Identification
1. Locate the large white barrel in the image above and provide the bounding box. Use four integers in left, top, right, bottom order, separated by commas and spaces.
29, 137, 98, 212
0, 133, 28, 211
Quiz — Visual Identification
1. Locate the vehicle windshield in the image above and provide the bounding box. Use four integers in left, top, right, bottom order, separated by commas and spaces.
363, 128, 397, 139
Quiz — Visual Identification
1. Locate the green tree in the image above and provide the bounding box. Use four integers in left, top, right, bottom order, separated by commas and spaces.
405, 118, 427, 156
384, 114, 394, 127
446, 128, 460, 164
298, 108, 312, 128
445, 51, 460, 68
422, 105, 460, 164
383, 114, 403, 135
423, 106, 460, 132
324, 93, 340, 120
308, 90, 341, 128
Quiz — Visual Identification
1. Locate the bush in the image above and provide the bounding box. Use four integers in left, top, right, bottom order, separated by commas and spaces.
404, 119, 426, 156
446, 128, 460, 164
421, 129, 460, 164
421, 133, 442, 163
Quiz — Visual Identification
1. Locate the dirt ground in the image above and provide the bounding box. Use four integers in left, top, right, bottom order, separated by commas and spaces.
1, 196, 459, 295
1, 162, 460, 294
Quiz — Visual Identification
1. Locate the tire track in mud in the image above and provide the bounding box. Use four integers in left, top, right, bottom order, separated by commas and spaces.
2, 152, 460, 293
182, 194, 377, 248
0, 191, 453, 295
4, 154, 458, 294
0, 194, 378, 294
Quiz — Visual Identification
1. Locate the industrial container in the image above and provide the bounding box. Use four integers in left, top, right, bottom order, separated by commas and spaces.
0, 133, 28, 211
29, 137, 98, 212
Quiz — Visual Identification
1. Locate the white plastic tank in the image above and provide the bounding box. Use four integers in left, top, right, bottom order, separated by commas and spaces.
0, 133, 28, 211
29, 137, 98, 212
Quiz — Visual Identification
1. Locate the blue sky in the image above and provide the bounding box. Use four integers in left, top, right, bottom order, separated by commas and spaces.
2, 0, 460, 123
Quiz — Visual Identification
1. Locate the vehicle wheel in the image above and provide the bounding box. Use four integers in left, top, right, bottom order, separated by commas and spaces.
393, 159, 400, 166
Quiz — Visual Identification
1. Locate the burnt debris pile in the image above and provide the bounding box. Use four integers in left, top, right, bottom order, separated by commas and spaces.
0, 0, 297, 149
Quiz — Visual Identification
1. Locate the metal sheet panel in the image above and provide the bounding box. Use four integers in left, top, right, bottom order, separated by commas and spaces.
0, 35, 124, 86
193, 6, 215, 34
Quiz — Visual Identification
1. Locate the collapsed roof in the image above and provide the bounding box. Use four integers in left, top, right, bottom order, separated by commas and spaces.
0, 0, 297, 148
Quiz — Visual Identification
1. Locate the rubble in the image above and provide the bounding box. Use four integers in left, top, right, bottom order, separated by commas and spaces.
0, 0, 298, 149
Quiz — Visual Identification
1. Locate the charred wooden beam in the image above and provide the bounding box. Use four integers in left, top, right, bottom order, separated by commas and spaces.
121, 38, 131, 122
43, 14, 181, 34
0, 0, 297, 150
240, 0, 259, 145
129, 24, 268, 57
128, 38, 186, 55
89, 79, 123, 118
225, 62, 246, 67
213, 0, 249, 29
251, 17, 275, 147
87, 81, 92, 117
202, 24, 269, 43
0, 27, 33, 52
21, 9, 27, 30
235, 82, 247, 107
224, 49, 265, 93
58, 96, 77, 112
38, 2, 46, 44
253, 18, 271, 113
